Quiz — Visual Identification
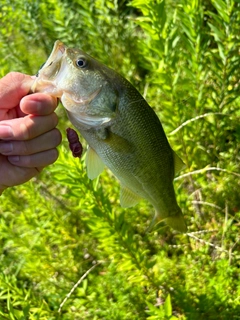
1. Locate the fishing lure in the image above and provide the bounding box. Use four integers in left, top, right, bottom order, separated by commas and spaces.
66, 128, 83, 158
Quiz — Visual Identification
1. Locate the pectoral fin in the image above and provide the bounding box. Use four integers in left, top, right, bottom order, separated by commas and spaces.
85, 147, 105, 180
120, 185, 142, 208
105, 131, 133, 153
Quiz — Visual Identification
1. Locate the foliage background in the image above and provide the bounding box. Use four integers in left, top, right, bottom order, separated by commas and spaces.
0, 0, 239, 319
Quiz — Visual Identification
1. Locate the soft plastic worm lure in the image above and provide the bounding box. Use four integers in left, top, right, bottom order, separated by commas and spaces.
66, 128, 83, 158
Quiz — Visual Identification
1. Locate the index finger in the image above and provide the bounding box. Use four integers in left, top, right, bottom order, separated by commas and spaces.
0, 72, 34, 109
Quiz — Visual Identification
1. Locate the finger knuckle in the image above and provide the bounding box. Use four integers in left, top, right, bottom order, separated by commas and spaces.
21, 155, 32, 167
52, 129, 62, 146
49, 148, 59, 164
51, 113, 59, 127
20, 122, 30, 140
7, 72, 26, 82
20, 141, 30, 155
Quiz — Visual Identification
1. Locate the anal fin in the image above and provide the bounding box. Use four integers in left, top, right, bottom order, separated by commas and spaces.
120, 185, 142, 208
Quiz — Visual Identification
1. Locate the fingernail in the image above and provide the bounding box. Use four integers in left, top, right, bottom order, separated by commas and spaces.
0, 142, 13, 154
8, 155, 19, 162
0, 125, 14, 139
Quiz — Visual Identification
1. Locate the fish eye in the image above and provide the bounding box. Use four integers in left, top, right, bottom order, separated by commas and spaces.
76, 57, 87, 68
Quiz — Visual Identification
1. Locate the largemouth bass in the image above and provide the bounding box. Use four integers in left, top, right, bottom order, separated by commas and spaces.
32, 40, 187, 232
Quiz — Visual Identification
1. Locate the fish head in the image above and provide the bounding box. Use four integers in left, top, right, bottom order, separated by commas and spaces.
32, 40, 118, 128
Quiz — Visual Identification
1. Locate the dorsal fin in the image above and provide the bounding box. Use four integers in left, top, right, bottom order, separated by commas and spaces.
85, 147, 105, 180
173, 150, 186, 175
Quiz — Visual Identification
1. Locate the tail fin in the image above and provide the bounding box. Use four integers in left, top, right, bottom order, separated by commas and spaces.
165, 214, 187, 233
148, 207, 187, 233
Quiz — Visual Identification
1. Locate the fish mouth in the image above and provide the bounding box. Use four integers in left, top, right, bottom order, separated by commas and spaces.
43, 40, 66, 69
32, 40, 67, 95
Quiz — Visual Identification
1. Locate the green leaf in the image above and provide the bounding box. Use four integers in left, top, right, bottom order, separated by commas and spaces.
208, 22, 225, 42
211, 0, 230, 23
164, 294, 172, 317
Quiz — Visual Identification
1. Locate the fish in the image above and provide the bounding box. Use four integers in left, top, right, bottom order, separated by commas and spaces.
32, 40, 187, 232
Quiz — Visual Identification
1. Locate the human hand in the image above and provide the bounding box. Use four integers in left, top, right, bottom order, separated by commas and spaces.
0, 72, 62, 195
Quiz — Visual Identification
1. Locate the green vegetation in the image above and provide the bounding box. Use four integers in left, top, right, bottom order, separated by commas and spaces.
0, 0, 239, 319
